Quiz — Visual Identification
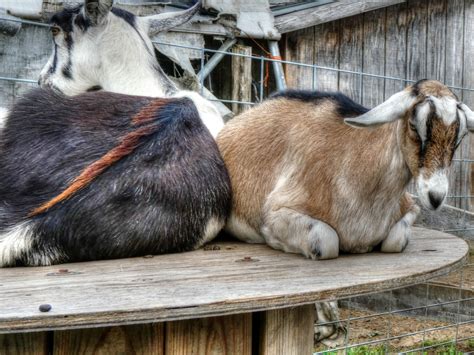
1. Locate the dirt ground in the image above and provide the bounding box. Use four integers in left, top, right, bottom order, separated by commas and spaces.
314, 308, 474, 354
315, 242, 474, 354
433, 241, 474, 290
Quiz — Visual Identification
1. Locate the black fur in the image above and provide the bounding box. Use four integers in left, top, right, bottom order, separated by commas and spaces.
111, 8, 136, 28
62, 63, 73, 79
50, 5, 136, 33
270, 90, 369, 117
412, 79, 428, 97
49, 44, 58, 74
0, 89, 231, 266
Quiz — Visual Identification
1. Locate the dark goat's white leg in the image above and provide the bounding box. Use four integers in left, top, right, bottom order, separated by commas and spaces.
0, 223, 33, 267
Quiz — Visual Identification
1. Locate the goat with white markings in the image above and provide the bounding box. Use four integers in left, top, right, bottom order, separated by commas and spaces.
36, 0, 224, 138
217, 80, 474, 260
0, 89, 231, 267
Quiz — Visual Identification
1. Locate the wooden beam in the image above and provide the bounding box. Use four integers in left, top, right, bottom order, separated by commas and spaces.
258, 305, 315, 355
231, 44, 253, 114
0, 332, 48, 355
165, 314, 252, 355
53, 324, 164, 355
274, 0, 407, 34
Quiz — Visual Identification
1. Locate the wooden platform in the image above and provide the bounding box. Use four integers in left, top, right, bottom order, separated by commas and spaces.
0, 228, 468, 354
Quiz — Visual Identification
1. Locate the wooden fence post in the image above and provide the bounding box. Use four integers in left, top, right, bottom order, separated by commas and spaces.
232, 44, 253, 114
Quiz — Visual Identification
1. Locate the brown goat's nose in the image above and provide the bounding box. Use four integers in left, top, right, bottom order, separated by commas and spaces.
428, 191, 444, 210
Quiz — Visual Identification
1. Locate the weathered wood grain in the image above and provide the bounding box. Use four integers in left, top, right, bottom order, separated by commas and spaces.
0, 332, 48, 355
339, 15, 364, 102
274, 0, 406, 34
465, 0, 474, 210
231, 44, 252, 114
406, 0, 429, 81
445, 0, 468, 210
361, 8, 386, 107
313, 21, 340, 91
0, 228, 467, 333
384, 3, 408, 98
53, 324, 164, 355
0, 24, 50, 108
165, 314, 251, 355
285, 27, 314, 89
426, 0, 447, 81
258, 305, 315, 355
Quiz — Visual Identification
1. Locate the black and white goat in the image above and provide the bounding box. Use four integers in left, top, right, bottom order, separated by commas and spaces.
36, 0, 224, 138
217, 80, 474, 260
0, 89, 231, 267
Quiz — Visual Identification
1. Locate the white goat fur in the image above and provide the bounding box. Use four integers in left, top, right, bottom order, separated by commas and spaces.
37, 0, 223, 137
217, 80, 474, 259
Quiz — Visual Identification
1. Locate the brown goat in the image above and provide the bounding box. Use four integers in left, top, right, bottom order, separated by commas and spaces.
217, 80, 474, 260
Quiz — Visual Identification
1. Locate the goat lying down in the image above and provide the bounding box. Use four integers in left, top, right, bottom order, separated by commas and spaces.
217, 80, 474, 259
0, 89, 231, 267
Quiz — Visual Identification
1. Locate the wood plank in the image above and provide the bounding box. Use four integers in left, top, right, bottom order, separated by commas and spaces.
274, 0, 407, 34
54, 323, 164, 355
258, 305, 315, 355
284, 27, 314, 89
406, 0, 429, 82
384, 3, 409, 98
445, 0, 467, 210
0, 24, 50, 108
361, 8, 386, 107
464, 0, 474, 210
165, 314, 251, 355
0, 332, 48, 355
339, 15, 364, 103
231, 44, 252, 114
313, 21, 340, 91
0, 228, 468, 333
426, 0, 447, 81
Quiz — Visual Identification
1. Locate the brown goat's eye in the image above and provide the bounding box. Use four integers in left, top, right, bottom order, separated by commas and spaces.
51, 27, 60, 36
409, 121, 417, 131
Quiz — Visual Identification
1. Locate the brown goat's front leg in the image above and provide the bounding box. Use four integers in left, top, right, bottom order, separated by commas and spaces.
381, 194, 420, 253
261, 207, 340, 260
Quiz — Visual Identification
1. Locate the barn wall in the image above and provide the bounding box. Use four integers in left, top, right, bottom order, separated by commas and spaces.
283, 0, 474, 210
0, 23, 50, 107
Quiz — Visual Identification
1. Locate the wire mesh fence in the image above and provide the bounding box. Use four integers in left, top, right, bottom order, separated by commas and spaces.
0, 15, 473, 354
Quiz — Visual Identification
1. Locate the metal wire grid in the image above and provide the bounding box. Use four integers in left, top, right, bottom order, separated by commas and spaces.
0, 16, 473, 354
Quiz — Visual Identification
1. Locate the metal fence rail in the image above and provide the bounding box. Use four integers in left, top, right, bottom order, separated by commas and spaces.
0, 15, 473, 355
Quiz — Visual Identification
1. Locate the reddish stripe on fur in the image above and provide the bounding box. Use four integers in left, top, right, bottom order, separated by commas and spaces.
132, 99, 169, 125
29, 100, 167, 217
29, 124, 157, 216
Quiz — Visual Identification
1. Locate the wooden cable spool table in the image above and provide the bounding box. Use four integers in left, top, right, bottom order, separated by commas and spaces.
0, 227, 469, 354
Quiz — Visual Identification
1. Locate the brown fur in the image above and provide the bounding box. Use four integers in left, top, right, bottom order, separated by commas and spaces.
132, 99, 169, 125
413, 80, 456, 99
218, 98, 409, 251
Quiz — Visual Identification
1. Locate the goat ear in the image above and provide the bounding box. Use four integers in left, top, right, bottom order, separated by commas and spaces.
145, 0, 201, 36
344, 90, 416, 128
459, 103, 474, 132
84, 0, 113, 24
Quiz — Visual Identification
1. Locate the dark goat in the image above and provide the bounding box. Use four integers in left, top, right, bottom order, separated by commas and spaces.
0, 89, 231, 266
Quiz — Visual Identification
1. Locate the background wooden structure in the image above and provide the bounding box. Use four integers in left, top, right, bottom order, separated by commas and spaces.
281, 0, 474, 210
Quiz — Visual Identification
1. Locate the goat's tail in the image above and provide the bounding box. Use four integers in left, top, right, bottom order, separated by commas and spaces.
29, 99, 168, 217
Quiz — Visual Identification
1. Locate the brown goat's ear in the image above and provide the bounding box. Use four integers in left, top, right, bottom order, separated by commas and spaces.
344, 90, 416, 128
84, 0, 113, 24
459, 103, 474, 132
